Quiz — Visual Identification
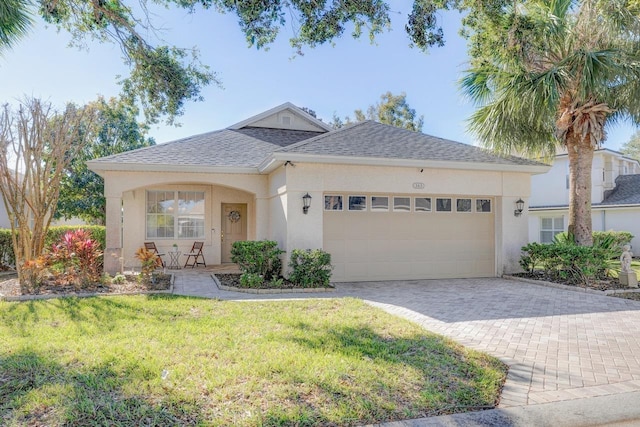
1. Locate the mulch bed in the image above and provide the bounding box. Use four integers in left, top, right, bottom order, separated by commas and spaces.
216, 273, 333, 290
512, 271, 630, 291
0, 272, 171, 298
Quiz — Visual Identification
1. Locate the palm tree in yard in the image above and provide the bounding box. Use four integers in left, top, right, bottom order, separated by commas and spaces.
461, 0, 640, 246
0, 0, 32, 53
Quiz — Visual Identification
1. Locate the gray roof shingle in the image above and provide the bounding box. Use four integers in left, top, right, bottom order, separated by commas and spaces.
91, 128, 323, 168
91, 120, 546, 170
276, 121, 545, 166
601, 174, 640, 205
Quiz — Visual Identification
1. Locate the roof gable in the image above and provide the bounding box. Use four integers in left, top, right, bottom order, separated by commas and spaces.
228, 102, 332, 133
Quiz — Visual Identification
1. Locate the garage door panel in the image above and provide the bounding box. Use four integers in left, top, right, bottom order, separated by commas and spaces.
324, 197, 495, 282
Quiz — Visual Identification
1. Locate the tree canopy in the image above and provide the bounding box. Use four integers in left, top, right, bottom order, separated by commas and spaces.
459, 0, 640, 245
1, 1, 468, 125
56, 97, 155, 225
331, 92, 424, 131
621, 131, 640, 160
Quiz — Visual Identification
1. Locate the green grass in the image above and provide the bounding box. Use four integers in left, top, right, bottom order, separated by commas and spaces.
0, 296, 507, 426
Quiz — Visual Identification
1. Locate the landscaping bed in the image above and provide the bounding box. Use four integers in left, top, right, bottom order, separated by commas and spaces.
0, 272, 171, 299
511, 271, 630, 291
215, 273, 333, 292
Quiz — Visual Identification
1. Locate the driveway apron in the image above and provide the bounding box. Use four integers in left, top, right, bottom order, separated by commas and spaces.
173, 272, 640, 408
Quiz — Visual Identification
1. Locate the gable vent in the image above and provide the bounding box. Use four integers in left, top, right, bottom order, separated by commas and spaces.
281, 116, 291, 125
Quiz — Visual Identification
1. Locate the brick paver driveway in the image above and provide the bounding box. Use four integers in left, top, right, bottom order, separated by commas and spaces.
341, 278, 640, 407
174, 272, 640, 408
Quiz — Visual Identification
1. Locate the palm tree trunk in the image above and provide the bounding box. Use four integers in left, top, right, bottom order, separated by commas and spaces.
566, 134, 594, 246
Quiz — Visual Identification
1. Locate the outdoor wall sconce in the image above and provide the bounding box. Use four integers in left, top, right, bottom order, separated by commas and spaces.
302, 193, 312, 214
514, 198, 525, 217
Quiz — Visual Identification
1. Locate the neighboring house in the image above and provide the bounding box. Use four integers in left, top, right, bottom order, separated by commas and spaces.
529, 148, 640, 249
88, 103, 548, 282
0, 198, 10, 229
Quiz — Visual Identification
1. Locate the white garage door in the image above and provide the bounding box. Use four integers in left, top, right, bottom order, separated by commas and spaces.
323, 195, 495, 282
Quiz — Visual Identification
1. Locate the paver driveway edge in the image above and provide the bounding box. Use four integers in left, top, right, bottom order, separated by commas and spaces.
365, 301, 535, 408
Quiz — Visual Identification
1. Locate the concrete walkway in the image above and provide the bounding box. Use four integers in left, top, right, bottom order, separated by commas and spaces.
171, 267, 640, 422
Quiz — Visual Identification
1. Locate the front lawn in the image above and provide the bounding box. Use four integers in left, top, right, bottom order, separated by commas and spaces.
0, 296, 506, 426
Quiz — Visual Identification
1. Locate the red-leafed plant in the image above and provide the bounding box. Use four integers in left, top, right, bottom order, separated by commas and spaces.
49, 229, 103, 288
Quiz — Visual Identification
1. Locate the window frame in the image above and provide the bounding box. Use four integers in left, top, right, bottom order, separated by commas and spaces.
540, 216, 564, 243
146, 190, 205, 240
348, 195, 367, 212
475, 199, 492, 213
456, 198, 472, 213
414, 197, 432, 213
370, 195, 389, 212
393, 196, 411, 212
324, 194, 343, 211
435, 197, 452, 212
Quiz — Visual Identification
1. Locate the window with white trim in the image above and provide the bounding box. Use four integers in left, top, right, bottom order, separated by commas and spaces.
414, 197, 431, 212
436, 198, 452, 212
146, 191, 205, 239
456, 198, 472, 212
476, 199, 491, 213
348, 196, 367, 211
371, 196, 389, 211
393, 197, 411, 211
540, 217, 564, 243
324, 195, 343, 211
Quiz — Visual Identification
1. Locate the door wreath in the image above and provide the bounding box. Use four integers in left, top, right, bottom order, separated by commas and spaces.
228, 210, 241, 223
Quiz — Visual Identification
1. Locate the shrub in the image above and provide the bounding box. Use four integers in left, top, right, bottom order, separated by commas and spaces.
49, 229, 104, 288
520, 242, 610, 285
554, 231, 633, 259
288, 249, 333, 287
0, 228, 15, 269
112, 273, 127, 284
231, 240, 283, 281
240, 272, 264, 288
135, 247, 159, 284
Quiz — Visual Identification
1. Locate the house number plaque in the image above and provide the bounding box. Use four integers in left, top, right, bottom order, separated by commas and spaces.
412, 182, 425, 189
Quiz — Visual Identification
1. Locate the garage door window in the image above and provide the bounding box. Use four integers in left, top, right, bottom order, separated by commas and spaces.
348, 196, 367, 211
393, 197, 411, 211
541, 217, 564, 243
436, 198, 452, 212
414, 197, 431, 212
476, 199, 491, 212
456, 198, 472, 212
371, 196, 389, 211
324, 195, 343, 211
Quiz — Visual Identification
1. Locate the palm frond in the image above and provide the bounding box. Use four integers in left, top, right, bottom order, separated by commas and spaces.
0, 0, 33, 53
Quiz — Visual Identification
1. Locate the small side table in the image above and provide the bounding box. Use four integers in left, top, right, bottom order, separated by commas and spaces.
167, 250, 182, 269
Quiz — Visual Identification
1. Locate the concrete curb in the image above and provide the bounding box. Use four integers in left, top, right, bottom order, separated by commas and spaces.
0, 274, 174, 302
212, 274, 335, 294
372, 390, 640, 426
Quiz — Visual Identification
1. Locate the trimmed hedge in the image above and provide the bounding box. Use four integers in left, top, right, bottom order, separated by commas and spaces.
0, 225, 105, 269
230, 240, 284, 281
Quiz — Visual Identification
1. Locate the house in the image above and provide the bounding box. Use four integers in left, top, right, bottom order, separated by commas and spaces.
529, 148, 640, 248
0, 198, 10, 229
88, 103, 549, 282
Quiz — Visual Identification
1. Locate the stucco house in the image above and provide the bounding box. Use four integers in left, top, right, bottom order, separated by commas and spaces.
88, 103, 548, 282
529, 148, 640, 248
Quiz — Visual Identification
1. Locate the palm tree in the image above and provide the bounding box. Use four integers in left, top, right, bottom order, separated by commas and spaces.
0, 0, 32, 53
461, 0, 640, 246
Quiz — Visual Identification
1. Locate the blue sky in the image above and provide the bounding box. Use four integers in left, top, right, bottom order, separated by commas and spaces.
0, 2, 636, 150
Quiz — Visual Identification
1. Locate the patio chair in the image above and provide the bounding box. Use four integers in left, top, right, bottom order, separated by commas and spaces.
183, 241, 206, 268
144, 242, 166, 268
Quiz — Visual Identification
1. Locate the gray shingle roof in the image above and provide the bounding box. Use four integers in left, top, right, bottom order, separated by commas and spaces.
276, 121, 545, 166
90, 128, 323, 168
601, 174, 640, 205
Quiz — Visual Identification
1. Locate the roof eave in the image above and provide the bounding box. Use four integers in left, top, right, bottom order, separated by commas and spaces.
267, 153, 551, 174
530, 203, 640, 211
87, 161, 259, 175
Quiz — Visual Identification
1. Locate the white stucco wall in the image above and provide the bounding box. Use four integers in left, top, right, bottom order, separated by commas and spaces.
100, 170, 268, 272
279, 163, 533, 276
528, 208, 640, 249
